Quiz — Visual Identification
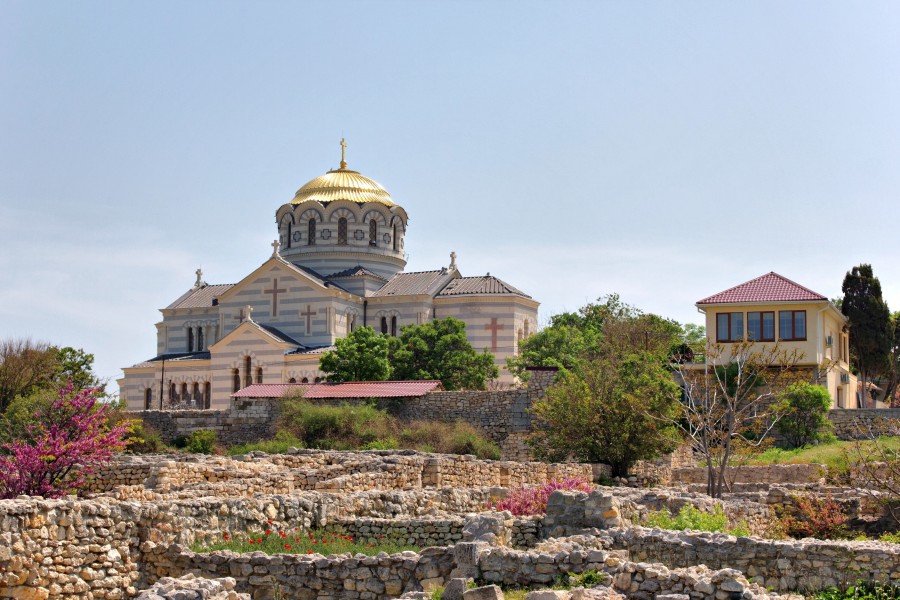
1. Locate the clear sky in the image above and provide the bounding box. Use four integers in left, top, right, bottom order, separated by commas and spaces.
2, 1, 899, 392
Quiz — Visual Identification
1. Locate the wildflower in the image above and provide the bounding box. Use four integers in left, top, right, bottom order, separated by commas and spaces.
223, 533, 229, 540
266, 529, 272, 535
257, 538, 262, 543
307, 551, 313, 554
267, 520, 273, 525
248, 540, 254, 545
284, 544, 292, 549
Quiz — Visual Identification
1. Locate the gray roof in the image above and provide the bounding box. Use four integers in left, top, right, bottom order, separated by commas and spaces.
327, 266, 388, 282
255, 323, 302, 345
166, 283, 234, 309
371, 270, 450, 297
286, 345, 335, 355
130, 351, 211, 368
437, 275, 531, 298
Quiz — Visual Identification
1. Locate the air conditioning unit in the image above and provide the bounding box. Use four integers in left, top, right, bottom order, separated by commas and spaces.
826, 335, 833, 347
840, 372, 850, 384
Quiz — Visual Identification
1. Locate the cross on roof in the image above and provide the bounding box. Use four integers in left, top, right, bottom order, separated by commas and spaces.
271, 239, 280, 257
340, 138, 347, 169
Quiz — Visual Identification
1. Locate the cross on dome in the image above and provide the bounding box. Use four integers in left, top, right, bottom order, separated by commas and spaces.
340, 138, 347, 169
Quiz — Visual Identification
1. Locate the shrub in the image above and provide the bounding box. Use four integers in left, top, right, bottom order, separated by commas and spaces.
123, 419, 165, 453
489, 477, 594, 516
776, 382, 834, 448
779, 493, 849, 539
186, 429, 217, 454
276, 399, 501, 459
815, 583, 900, 599
0, 385, 128, 498
644, 504, 749, 536
228, 431, 304, 455
280, 400, 392, 449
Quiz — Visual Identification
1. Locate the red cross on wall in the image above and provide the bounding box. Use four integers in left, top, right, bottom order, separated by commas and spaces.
484, 317, 504, 352
301, 305, 317, 334
264, 278, 286, 317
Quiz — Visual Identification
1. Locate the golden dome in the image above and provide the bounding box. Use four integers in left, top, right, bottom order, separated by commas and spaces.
292, 168, 395, 206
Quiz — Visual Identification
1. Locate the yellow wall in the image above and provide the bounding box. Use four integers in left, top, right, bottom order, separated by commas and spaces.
698, 301, 857, 409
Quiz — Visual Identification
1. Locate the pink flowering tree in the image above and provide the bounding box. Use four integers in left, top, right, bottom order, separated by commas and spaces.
0, 384, 128, 499
489, 477, 594, 516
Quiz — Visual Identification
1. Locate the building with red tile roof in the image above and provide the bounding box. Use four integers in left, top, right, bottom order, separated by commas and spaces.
695, 272, 858, 409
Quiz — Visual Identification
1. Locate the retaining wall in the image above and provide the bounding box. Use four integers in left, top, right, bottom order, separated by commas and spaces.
127, 370, 559, 461
829, 408, 900, 439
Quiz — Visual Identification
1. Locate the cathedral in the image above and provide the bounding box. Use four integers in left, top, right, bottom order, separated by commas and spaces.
120, 142, 539, 410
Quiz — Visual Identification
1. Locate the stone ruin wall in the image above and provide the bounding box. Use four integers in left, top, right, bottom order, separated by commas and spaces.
7, 450, 900, 600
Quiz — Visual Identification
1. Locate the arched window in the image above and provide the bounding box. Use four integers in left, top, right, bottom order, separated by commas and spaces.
381, 316, 388, 334
144, 388, 152, 410
393, 223, 398, 251
391, 316, 397, 337
232, 369, 240, 393
308, 219, 316, 246
286, 222, 292, 249
192, 382, 200, 403
369, 219, 377, 246
301, 377, 309, 383
338, 217, 348, 245
314, 377, 322, 383
169, 382, 176, 401
243, 356, 252, 387
288, 377, 297, 383
256, 367, 263, 384
187, 327, 194, 352
204, 382, 211, 408
180, 383, 188, 402
197, 327, 204, 351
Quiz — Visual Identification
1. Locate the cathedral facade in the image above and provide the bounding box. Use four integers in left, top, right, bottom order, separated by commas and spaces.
120, 143, 539, 410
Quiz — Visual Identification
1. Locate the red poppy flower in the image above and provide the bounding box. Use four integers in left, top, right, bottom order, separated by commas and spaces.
248, 540, 254, 545
223, 533, 229, 540
266, 529, 272, 535
284, 544, 292, 549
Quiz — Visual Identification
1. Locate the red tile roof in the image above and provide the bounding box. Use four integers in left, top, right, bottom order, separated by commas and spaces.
697, 272, 827, 305
232, 380, 443, 399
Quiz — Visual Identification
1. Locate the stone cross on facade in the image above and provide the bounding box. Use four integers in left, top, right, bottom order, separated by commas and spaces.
264, 278, 286, 317
484, 317, 504, 352
301, 304, 317, 334
195, 268, 203, 287
449, 251, 457, 270
271, 239, 280, 257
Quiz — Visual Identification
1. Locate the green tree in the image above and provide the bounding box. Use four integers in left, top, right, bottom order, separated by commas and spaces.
319, 326, 392, 382
882, 312, 900, 407
509, 294, 687, 378
530, 351, 681, 477
0, 338, 59, 413
776, 382, 834, 448
54, 347, 102, 391
389, 317, 498, 390
842, 264, 891, 408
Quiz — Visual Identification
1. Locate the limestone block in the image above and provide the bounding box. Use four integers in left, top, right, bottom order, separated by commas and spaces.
462, 585, 504, 600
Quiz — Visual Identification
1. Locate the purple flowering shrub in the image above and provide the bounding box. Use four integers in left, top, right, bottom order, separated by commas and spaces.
489, 477, 594, 516
0, 385, 128, 499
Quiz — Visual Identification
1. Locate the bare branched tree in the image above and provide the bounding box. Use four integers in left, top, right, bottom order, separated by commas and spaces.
843, 418, 900, 522
671, 341, 803, 498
